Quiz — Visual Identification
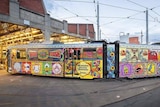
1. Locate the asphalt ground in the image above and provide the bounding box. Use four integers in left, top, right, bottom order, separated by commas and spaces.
102, 86, 160, 107
1, 70, 160, 107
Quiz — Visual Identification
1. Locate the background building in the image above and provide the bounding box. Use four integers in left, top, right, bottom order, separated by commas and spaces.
0, 0, 95, 68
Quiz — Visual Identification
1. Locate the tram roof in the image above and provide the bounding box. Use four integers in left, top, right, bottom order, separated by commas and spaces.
8, 42, 104, 49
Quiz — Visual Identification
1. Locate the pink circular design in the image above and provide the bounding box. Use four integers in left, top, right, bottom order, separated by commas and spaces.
52, 63, 61, 74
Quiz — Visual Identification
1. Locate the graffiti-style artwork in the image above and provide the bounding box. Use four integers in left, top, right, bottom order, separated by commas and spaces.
42, 62, 52, 75
83, 52, 96, 59
97, 47, 103, 59
52, 62, 63, 77
38, 49, 49, 60
133, 63, 145, 77
147, 63, 156, 76
49, 49, 64, 61
91, 60, 102, 78
119, 63, 133, 78
156, 63, 160, 75
127, 48, 139, 62
49, 50, 61, 58
13, 62, 21, 73
119, 47, 127, 62
28, 49, 64, 61
138, 49, 148, 62
28, 50, 38, 60
120, 48, 137, 62
148, 50, 158, 61
107, 44, 116, 78
158, 50, 160, 61
65, 60, 74, 77
76, 61, 91, 77
31, 62, 42, 74
22, 62, 31, 74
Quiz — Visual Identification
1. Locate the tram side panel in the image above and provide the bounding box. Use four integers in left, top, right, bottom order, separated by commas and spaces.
64, 48, 81, 78
80, 46, 104, 79
8, 46, 65, 77
106, 42, 119, 79
147, 45, 160, 77
107, 44, 116, 78
28, 48, 64, 77
64, 44, 104, 79
119, 44, 160, 78
9, 48, 30, 74
7, 43, 104, 79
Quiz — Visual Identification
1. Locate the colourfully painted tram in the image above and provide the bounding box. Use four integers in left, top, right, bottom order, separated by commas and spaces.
7, 41, 107, 79
6, 41, 160, 79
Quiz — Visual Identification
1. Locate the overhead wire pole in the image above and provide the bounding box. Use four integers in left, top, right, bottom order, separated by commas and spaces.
97, 1, 100, 40
146, 9, 149, 44
126, 0, 149, 44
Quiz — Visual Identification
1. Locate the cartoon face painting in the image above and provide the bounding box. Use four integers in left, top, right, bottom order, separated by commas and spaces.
24, 63, 30, 73
14, 62, 21, 72
119, 63, 133, 78
52, 63, 62, 74
44, 63, 50, 72
33, 65, 40, 73
148, 50, 158, 61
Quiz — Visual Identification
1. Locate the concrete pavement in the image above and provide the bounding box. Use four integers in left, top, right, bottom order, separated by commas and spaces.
102, 85, 160, 107
0, 70, 160, 107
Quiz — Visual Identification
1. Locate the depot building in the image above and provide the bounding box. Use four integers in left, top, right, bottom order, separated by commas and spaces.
0, 0, 95, 68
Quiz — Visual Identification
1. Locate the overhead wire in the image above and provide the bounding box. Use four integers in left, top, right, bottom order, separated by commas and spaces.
64, 15, 154, 24
54, 0, 93, 4
150, 9, 160, 17
53, 0, 160, 38
53, 1, 96, 24
55, 0, 143, 12
149, 5, 160, 23
150, 5, 160, 10
100, 11, 145, 26
126, 0, 147, 9
126, 0, 160, 23
149, 24, 157, 30
54, 0, 146, 25
148, 14, 156, 19
99, 2, 143, 12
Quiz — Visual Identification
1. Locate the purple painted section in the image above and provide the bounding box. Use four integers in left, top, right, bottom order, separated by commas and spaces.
119, 63, 133, 78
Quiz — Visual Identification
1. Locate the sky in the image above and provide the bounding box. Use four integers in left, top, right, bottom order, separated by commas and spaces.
43, 0, 160, 43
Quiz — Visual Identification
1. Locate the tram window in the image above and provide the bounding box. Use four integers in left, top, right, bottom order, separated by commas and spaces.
82, 48, 97, 59
83, 48, 96, 52
17, 49, 26, 59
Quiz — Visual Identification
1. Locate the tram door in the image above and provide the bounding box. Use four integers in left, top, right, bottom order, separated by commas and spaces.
64, 48, 81, 78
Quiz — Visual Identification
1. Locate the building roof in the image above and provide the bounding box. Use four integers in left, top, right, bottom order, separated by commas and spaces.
0, 0, 45, 15
68, 24, 95, 39
18, 0, 45, 15
0, 0, 9, 15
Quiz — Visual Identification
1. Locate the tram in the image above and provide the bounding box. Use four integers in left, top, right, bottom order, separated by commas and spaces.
7, 41, 107, 79
6, 40, 160, 79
